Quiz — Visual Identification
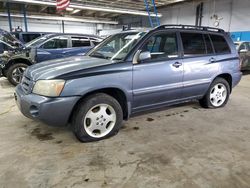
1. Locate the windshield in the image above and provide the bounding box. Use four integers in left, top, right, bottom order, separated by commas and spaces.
88, 32, 145, 61
0, 31, 22, 47
25, 35, 51, 47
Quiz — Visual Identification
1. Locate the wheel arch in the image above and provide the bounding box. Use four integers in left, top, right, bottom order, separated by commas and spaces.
214, 73, 232, 92
69, 87, 130, 124
5, 58, 32, 70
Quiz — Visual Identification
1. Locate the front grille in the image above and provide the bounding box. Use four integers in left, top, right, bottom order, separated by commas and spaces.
21, 75, 33, 94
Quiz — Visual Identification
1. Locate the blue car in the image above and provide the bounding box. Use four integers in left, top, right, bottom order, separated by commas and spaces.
15, 25, 242, 142
0, 31, 102, 85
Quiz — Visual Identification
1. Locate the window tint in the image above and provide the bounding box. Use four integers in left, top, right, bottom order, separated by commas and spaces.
181, 33, 206, 56
72, 37, 91, 47
43, 37, 68, 49
141, 33, 178, 60
22, 34, 41, 43
204, 34, 214, 54
210, 35, 231, 54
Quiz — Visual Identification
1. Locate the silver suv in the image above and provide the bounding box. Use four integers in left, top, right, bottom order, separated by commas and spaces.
15, 25, 242, 142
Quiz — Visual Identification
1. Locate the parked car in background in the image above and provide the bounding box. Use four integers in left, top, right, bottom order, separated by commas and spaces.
234, 41, 250, 70
1, 33, 102, 85
0, 29, 24, 77
15, 25, 242, 142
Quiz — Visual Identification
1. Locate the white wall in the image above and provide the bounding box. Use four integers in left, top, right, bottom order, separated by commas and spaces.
0, 16, 116, 35
159, 0, 250, 32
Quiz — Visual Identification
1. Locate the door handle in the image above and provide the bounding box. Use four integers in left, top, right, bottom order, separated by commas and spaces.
209, 57, 216, 63
172, 62, 182, 68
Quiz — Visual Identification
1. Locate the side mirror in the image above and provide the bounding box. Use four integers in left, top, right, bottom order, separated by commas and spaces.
138, 51, 151, 62
240, 49, 248, 53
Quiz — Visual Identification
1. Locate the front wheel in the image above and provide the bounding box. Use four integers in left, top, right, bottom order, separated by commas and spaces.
199, 78, 230, 108
72, 93, 123, 142
7, 63, 28, 86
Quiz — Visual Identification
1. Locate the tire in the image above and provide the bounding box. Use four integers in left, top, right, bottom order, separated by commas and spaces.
72, 93, 123, 142
199, 77, 230, 108
7, 63, 28, 86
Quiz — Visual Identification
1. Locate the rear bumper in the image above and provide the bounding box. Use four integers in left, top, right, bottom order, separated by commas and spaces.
15, 84, 80, 126
232, 72, 242, 88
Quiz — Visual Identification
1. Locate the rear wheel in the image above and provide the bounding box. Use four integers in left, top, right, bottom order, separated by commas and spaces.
72, 93, 123, 142
199, 78, 230, 108
7, 63, 28, 86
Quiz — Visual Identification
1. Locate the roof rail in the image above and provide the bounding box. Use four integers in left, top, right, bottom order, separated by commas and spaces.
155, 24, 225, 33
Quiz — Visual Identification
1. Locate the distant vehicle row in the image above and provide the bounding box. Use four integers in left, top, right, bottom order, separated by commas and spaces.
234, 41, 250, 71
0, 29, 102, 85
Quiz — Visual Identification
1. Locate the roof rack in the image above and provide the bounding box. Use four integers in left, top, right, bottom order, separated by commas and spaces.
155, 24, 225, 33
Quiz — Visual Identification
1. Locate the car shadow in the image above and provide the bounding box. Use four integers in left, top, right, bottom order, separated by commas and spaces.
242, 70, 250, 75
131, 101, 201, 118
0, 78, 14, 89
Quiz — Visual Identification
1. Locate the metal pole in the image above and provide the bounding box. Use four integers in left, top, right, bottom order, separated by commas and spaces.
7, 3, 12, 32
62, 20, 65, 33
23, 5, 28, 32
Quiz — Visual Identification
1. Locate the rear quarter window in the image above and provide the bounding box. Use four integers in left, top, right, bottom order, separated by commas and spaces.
210, 34, 231, 54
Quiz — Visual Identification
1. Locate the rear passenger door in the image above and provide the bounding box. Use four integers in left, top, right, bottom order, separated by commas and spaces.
181, 32, 218, 99
36, 35, 70, 62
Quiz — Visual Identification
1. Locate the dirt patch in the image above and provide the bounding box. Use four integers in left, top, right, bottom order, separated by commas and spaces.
55, 140, 63, 144
165, 109, 190, 117
133, 127, 140, 130
146, 117, 154, 122
31, 128, 54, 141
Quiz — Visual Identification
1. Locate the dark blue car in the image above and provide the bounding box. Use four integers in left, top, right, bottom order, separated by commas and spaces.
0, 31, 102, 85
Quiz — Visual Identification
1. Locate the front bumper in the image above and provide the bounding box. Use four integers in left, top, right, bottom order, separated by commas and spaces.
15, 84, 80, 126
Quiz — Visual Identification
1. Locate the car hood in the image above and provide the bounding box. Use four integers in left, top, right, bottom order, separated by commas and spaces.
26, 56, 113, 81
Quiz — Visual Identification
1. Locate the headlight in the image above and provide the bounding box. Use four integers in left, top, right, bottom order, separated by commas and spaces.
32, 80, 65, 97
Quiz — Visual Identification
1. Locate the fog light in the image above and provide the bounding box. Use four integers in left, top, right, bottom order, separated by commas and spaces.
30, 105, 39, 117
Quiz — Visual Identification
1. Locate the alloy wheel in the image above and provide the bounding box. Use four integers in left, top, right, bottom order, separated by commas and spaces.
84, 104, 117, 138
210, 83, 227, 107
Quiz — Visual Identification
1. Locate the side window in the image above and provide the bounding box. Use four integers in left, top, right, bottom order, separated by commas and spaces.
71, 37, 91, 47
204, 34, 214, 54
239, 43, 245, 51
141, 32, 178, 60
210, 35, 231, 54
42, 36, 68, 49
181, 32, 206, 56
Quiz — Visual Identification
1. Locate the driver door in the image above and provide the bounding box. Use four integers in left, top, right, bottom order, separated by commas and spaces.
132, 31, 184, 112
36, 36, 69, 62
